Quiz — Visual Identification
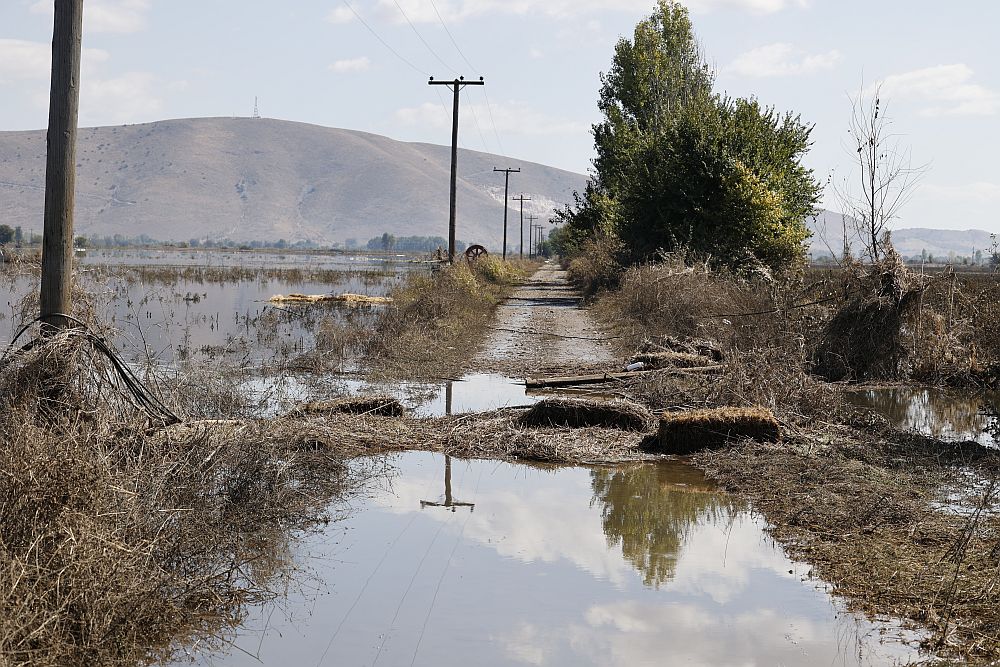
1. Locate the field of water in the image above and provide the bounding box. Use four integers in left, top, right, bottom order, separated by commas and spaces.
0, 248, 420, 366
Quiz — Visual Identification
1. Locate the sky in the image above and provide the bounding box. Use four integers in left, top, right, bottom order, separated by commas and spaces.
1, 0, 998, 234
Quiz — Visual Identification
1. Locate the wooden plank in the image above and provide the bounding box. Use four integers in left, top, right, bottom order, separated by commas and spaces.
524, 365, 721, 389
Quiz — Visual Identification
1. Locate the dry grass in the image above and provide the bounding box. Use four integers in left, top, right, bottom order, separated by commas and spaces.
518, 398, 652, 431
365, 258, 532, 379
0, 334, 378, 666
693, 425, 1000, 661
654, 407, 780, 454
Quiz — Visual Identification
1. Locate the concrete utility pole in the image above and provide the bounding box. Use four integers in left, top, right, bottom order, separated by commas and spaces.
40, 0, 84, 330
512, 194, 531, 258
493, 167, 519, 260
428, 76, 485, 263
526, 215, 538, 258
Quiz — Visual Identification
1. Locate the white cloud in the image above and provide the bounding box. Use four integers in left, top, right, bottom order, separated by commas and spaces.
0, 38, 110, 84
325, 6, 356, 24
876, 64, 1000, 117
81, 71, 163, 124
31, 0, 152, 34
726, 42, 841, 77
329, 56, 372, 73
371, 0, 805, 24
395, 100, 588, 137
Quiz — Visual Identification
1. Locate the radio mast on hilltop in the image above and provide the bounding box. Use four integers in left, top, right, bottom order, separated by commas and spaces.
252, 96, 261, 119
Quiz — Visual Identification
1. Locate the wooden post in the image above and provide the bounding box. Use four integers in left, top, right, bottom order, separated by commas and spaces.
40, 0, 84, 329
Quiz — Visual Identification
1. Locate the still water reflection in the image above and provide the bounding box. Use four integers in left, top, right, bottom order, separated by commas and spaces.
849, 387, 1000, 446
183, 453, 921, 666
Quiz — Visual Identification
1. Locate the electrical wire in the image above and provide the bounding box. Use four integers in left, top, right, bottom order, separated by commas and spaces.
390, 0, 457, 75
427, 0, 476, 72
481, 87, 508, 157
2, 313, 181, 425
340, 0, 429, 76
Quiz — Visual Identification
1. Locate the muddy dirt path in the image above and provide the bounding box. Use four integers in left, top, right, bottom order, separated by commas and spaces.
471, 261, 618, 377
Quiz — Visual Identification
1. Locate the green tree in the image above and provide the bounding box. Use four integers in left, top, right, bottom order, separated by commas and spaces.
564, 0, 821, 274
0, 225, 13, 244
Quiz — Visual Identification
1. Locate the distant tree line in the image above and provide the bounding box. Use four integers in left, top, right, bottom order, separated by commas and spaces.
366, 233, 467, 253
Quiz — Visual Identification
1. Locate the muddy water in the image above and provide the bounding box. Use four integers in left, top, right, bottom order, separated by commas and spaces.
850, 387, 1000, 446
184, 452, 922, 666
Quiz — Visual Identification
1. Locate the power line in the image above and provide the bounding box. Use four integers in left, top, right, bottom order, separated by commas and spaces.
390, 0, 456, 75
481, 88, 507, 157
427, 0, 476, 72
467, 102, 491, 153
341, 0, 428, 76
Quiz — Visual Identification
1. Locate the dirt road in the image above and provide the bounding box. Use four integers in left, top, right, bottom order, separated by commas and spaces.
471, 261, 618, 376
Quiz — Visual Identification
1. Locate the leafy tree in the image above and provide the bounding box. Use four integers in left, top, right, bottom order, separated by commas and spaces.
564, 0, 821, 274
0, 225, 13, 244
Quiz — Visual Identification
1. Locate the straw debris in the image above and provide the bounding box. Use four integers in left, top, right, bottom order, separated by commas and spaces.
292, 395, 405, 417
629, 351, 715, 369
519, 398, 652, 431
654, 407, 780, 454
268, 292, 392, 305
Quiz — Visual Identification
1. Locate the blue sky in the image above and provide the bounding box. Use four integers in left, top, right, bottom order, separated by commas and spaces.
1, 0, 998, 233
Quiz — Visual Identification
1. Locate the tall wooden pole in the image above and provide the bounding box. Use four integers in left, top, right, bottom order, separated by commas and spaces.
429, 76, 484, 263
494, 167, 519, 260
40, 0, 84, 329
512, 194, 531, 258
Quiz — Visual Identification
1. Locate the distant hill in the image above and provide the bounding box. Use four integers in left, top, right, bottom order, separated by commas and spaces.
806, 209, 994, 260
0, 117, 587, 251
1, 120, 991, 259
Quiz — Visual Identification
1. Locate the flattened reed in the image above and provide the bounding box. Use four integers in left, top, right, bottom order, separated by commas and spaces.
519, 398, 652, 431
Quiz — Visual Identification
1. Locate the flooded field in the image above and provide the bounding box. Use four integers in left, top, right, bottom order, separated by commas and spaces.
182, 452, 922, 666
850, 387, 1000, 446
0, 248, 422, 365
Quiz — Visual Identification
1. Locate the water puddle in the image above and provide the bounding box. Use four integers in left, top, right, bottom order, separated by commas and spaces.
849, 387, 1000, 446
181, 452, 924, 666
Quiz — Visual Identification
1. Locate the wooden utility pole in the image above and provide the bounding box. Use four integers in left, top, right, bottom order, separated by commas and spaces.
526, 215, 538, 258
512, 194, 531, 258
40, 0, 84, 329
428, 76, 485, 263
493, 167, 519, 260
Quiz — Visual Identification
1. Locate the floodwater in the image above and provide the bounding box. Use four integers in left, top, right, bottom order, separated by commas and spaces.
850, 387, 1000, 446
0, 249, 419, 364
181, 452, 922, 666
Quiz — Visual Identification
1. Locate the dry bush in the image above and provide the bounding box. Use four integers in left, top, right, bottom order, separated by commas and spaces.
593, 253, 788, 356
0, 336, 374, 666
565, 234, 625, 295
811, 251, 924, 381
366, 259, 526, 378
